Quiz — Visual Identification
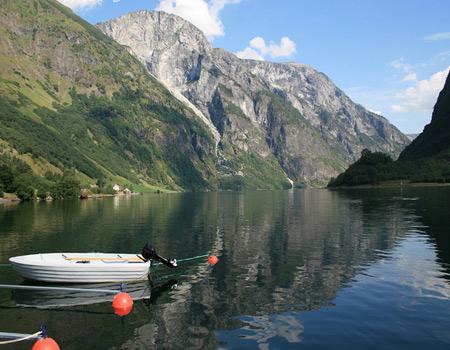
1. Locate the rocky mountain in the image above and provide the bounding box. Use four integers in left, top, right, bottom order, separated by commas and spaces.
98, 10, 410, 186
399, 72, 450, 161
0, 0, 218, 191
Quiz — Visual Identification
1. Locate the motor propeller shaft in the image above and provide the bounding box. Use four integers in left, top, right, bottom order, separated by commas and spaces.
141, 244, 177, 268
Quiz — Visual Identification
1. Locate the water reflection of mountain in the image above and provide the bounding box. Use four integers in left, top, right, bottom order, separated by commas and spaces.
113, 190, 421, 349
1, 189, 445, 349
336, 187, 450, 280
405, 187, 450, 278
0, 193, 218, 263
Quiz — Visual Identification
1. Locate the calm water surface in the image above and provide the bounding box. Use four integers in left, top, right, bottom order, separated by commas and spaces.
1, 188, 450, 349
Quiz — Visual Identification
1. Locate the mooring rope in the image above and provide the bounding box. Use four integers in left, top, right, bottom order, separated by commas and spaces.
177, 253, 209, 263
152, 253, 209, 266
0, 331, 41, 345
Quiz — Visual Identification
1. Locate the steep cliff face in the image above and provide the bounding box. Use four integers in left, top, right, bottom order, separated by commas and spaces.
98, 11, 409, 186
399, 72, 450, 160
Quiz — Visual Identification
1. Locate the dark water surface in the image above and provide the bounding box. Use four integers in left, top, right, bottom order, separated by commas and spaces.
1, 188, 450, 349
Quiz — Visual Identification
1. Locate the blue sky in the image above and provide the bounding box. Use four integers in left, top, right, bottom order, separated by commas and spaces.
62, 0, 450, 134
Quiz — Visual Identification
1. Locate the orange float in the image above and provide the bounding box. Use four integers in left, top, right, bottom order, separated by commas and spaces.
112, 292, 134, 316
207, 255, 219, 266
32, 337, 60, 350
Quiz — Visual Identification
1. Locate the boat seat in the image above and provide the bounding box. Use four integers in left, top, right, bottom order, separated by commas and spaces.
101, 260, 128, 264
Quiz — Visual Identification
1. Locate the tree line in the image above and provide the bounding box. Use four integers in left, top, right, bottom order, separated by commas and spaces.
0, 154, 80, 201
328, 149, 450, 187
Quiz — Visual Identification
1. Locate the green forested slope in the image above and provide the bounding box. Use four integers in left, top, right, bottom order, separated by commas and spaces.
0, 0, 218, 191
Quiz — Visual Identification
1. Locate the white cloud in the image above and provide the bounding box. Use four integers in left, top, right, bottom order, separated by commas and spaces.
113, 0, 120, 3
423, 32, 450, 42
390, 57, 418, 82
236, 36, 297, 61
57, 0, 102, 10
437, 50, 450, 59
390, 57, 411, 71
235, 47, 264, 61
403, 72, 417, 82
156, 0, 240, 40
391, 66, 450, 113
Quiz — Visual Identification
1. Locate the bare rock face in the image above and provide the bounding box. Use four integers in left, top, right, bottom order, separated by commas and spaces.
98, 11, 409, 186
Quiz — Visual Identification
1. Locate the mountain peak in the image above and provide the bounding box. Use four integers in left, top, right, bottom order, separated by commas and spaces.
98, 11, 410, 186
98, 10, 212, 53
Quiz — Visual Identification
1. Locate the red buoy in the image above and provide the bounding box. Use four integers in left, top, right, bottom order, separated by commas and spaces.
112, 292, 133, 316
207, 255, 219, 266
32, 337, 60, 350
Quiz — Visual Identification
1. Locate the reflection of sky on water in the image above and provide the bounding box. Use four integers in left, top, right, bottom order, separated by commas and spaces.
217, 230, 450, 349
218, 313, 303, 350
376, 232, 450, 300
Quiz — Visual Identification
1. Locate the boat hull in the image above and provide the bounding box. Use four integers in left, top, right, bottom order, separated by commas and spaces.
9, 253, 151, 283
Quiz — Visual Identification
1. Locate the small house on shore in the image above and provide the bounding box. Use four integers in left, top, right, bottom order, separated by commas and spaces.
124, 188, 132, 195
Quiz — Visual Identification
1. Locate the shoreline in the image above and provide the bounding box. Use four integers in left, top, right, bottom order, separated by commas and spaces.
85, 192, 142, 199
328, 181, 450, 190
0, 192, 143, 204
0, 197, 20, 203
2, 182, 450, 203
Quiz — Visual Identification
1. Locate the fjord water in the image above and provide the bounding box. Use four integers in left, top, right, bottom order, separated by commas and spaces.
1, 189, 450, 350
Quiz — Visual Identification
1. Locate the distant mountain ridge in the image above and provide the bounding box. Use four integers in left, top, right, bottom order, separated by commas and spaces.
98, 11, 410, 186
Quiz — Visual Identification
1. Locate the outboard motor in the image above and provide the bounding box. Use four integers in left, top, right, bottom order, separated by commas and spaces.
141, 243, 177, 268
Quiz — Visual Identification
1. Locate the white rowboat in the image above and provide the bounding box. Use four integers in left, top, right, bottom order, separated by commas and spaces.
9, 253, 151, 283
